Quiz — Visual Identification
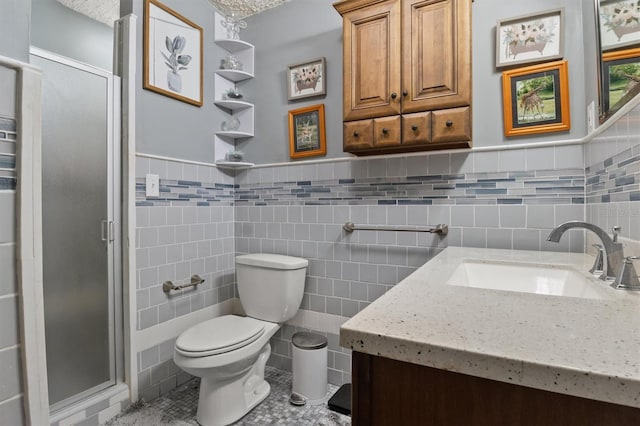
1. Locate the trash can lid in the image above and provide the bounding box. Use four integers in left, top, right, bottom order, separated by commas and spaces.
292, 331, 328, 349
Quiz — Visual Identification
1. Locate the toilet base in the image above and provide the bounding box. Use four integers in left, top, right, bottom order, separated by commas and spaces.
196, 343, 272, 426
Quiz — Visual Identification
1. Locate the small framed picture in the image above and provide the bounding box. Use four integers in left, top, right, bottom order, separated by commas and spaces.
502, 60, 571, 137
496, 8, 564, 69
287, 57, 326, 101
602, 47, 640, 112
288, 104, 326, 159
599, 0, 640, 52
144, 0, 203, 106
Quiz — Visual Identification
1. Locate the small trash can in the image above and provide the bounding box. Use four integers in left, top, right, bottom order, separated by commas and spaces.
290, 331, 328, 406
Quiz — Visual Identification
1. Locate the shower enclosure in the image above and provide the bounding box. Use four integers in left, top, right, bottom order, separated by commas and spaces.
29, 48, 123, 413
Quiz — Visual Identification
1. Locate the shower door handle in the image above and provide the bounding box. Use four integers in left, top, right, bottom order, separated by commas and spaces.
101, 220, 115, 242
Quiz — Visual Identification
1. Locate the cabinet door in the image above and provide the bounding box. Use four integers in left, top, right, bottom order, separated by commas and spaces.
373, 116, 401, 147
402, 112, 431, 145
342, 0, 401, 121
344, 119, 374, 151
432, 107, 471, 143
402, 0, 471, 113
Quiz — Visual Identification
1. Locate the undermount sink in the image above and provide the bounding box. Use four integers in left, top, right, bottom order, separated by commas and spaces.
446, 260, 608, 300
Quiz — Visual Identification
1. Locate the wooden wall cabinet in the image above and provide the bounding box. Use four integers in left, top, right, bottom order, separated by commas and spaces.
351, 351, 640, 426
334, 0, 472, 155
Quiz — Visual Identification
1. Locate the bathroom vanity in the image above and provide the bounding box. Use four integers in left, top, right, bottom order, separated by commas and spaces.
340, 247, 640, 425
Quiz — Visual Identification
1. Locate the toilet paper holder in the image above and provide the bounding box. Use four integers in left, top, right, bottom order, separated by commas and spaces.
163, 274, 205, 293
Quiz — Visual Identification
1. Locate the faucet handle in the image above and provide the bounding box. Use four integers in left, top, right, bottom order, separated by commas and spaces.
589, 244, 605, 275
612, 226, 621, 242
611, 256, 640, 291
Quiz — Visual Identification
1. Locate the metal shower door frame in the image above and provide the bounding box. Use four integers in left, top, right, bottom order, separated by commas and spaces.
29, 47, 124, 414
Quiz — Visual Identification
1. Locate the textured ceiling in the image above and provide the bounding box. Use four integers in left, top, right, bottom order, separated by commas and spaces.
56, 0, 120, 28
56, 0, 291, 28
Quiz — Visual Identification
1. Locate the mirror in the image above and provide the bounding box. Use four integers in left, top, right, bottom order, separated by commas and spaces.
596, 0, 640, 123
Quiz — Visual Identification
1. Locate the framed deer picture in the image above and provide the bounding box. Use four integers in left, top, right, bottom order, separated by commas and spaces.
602, 47, 640, 112
288, 104, 326, 159
502, 60, 570, 137
496, 8, 564, 69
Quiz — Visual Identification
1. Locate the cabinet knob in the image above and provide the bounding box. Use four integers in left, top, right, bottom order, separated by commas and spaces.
382, 128, 389, 134
403, 90, 408, 97
391, 92, 397, 99
353, 131, 359, 137
446, 120, 453, 127
411, 125, 418, 131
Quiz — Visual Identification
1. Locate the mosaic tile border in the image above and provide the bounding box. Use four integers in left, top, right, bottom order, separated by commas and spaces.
586, 144, 640, 204
137, 168, 585, 207
136, 178, 236, 207
0, 117, 17, 191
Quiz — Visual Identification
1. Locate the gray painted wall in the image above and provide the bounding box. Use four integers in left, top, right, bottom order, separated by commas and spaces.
239, 0, 596, 164
121, 0, 225, 163
0, 0, 30, 63
238, 0, 344, 163
31, 0, 114, 71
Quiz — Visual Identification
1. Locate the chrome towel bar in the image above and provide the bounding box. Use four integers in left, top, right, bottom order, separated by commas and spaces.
163, 274, 205, 293
343, 222, 448, 235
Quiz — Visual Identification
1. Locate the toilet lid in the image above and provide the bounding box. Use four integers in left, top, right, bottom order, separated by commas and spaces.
175, 315, 265, 357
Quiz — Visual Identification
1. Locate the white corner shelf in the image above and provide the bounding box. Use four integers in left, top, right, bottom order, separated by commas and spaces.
214, 99, 253, 111
213, 11, 256, 169
215, 130, 254, 138
215, 69, 254, 82
214, 39, 254, 53
215, 161, 255, 170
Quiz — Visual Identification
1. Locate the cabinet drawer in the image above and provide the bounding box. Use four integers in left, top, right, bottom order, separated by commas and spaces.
402, 112, 431, 145
344, 120, 374, 151
432, 107, 471, 143
373, 116, 401, 147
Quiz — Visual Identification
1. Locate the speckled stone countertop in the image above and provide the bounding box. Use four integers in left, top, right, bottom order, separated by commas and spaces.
340, 247, 640, 408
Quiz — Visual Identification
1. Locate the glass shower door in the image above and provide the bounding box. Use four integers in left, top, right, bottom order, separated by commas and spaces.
30, 49, 119, 411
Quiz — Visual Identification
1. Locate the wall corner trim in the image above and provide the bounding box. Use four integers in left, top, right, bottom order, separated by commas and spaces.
10, 55, 51, 425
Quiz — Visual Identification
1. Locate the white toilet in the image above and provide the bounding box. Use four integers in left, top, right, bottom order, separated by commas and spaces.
173, 253, 308, 426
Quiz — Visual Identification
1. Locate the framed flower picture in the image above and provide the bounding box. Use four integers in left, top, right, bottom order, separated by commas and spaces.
496, 8, 564, 68
144, 0, 203, 106
599, 0, 640, 51
287, 57, 326, 101
502, 60, 571, 136
288, 104, 326, 159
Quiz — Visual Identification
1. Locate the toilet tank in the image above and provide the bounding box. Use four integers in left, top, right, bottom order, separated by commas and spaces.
236, 254, 308, 323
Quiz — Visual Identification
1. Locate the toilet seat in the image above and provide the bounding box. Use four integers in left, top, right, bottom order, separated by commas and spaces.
175, 315, 265, 357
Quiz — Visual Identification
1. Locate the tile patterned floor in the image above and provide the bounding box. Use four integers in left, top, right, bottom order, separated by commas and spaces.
107, 367, 351, 426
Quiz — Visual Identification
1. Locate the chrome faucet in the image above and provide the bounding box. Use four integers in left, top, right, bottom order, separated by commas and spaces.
546, 221, 627, 283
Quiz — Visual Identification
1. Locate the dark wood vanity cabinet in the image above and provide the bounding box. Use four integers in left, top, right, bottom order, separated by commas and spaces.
334, 0, 472, 156
351, 351, 640, 426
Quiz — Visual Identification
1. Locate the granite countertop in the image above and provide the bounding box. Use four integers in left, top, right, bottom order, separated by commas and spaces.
340, 247, 640, 408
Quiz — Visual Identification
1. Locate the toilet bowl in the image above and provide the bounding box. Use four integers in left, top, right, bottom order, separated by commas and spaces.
174, 254, 308, 426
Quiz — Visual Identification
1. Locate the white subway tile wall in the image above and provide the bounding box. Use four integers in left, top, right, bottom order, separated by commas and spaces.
0, 113, 22, 426
135, 158, 237, 331
133, 121, 640, 398
585, 103, 640, 242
